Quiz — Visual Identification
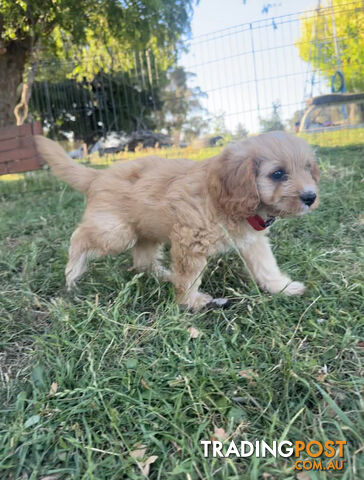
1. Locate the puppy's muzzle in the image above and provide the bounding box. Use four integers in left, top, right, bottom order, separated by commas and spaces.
300, 191, 317, 207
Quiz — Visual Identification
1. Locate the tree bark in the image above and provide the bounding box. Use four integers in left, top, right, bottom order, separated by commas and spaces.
0, 41, 30, 128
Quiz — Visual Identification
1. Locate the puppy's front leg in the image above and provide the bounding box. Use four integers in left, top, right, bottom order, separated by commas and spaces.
170, 228, 229, 311
171, 249, 212, 311
241, 234, 305, 295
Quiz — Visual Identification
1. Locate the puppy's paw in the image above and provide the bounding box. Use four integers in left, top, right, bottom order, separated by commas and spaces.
206, 297, 230, 309
282, 281, 306, 296
155, 266, 172, 282
180, 292, 212, 312
65, 278, 75, 290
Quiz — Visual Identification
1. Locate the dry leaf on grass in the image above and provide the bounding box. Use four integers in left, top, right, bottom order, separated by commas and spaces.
130, 445, 158, 477
130, 444, 147, 459
212, 426, 228, 441
317, 364, 328, 381
238, 369, 257, 380
171, 440, 182, 452
296, 472, 311, 480
187, 326, 201, 339
357, 341, 364, 349
49, 382, 58, 396
141, 378, 150, 390
140, 455, 158, 477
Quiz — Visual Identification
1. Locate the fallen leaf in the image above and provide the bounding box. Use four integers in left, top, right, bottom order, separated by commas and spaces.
187, 326, 201, 339
212, 426, 228, 441
296, 472, 311, 480
238, 369, 257, 380
141, 378, 150, 390
357, 341, 364, 349
317, 364, 328, 381
33, 296, 42, 308
130, 444, 147, 460
49, 382, 58, 396
130, 446, 158, 477
171, 440, 182, 452
141, 455, 158, 477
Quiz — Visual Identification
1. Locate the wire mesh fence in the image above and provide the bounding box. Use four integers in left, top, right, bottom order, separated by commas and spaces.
182, 1, 364, 138
1, 1, 363, 196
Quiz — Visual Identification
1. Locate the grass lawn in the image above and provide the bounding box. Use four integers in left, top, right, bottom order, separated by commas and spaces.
0, 143, 363, 479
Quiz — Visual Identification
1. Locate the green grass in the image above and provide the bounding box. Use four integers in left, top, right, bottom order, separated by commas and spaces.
298, 127, 364, 148
0, 144, 363, 479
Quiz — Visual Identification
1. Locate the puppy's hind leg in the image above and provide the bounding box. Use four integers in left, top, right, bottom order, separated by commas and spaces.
131, 240, 171, 281
66, 217, 136, 289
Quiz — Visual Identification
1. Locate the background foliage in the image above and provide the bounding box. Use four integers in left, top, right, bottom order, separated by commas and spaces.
296, 0, 364, 92
0, 0, 196, 127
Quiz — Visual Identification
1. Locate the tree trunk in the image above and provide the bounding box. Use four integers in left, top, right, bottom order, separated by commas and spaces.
172, 127, 182, 146
0, 41, 30, 128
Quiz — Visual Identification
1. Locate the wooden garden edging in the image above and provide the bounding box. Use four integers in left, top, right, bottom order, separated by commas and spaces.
0, 122, 44, 175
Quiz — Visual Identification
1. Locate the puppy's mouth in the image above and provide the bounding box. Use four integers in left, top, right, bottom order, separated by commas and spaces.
299, 204, 311, 215
266, 196, 319, 218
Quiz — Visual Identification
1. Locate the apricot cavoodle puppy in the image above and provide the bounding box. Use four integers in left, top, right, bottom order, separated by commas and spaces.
34, 131, 319, 311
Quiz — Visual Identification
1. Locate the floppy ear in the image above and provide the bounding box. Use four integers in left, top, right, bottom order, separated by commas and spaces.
208, 151, 260, 221
311, 161, 320, 183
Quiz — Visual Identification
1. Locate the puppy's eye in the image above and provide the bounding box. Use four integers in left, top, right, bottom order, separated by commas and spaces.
270, 169, 287, 181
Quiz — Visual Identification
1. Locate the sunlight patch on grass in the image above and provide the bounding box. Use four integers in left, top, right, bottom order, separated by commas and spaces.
299, 126, 364, 147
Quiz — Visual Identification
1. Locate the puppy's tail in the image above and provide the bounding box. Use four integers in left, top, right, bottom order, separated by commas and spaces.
34, 135, 98, 193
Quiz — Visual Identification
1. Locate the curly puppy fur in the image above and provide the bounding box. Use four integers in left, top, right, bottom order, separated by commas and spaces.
34, 132, 319, 311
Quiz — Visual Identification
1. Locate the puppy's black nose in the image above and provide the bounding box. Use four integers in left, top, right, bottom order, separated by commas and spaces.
300, 191, 316, 206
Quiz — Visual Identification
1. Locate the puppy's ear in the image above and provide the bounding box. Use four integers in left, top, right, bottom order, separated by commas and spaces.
311, 161, 320, 183
208, 151, 260, 221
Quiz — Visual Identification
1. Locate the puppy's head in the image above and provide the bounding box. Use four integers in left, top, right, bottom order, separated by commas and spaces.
208, 131, 319, 221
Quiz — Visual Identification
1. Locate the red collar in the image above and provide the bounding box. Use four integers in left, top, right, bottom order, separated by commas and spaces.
247, 215, 275, 231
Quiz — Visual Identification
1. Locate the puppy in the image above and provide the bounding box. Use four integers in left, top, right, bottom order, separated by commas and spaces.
34, 132, 319, 311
